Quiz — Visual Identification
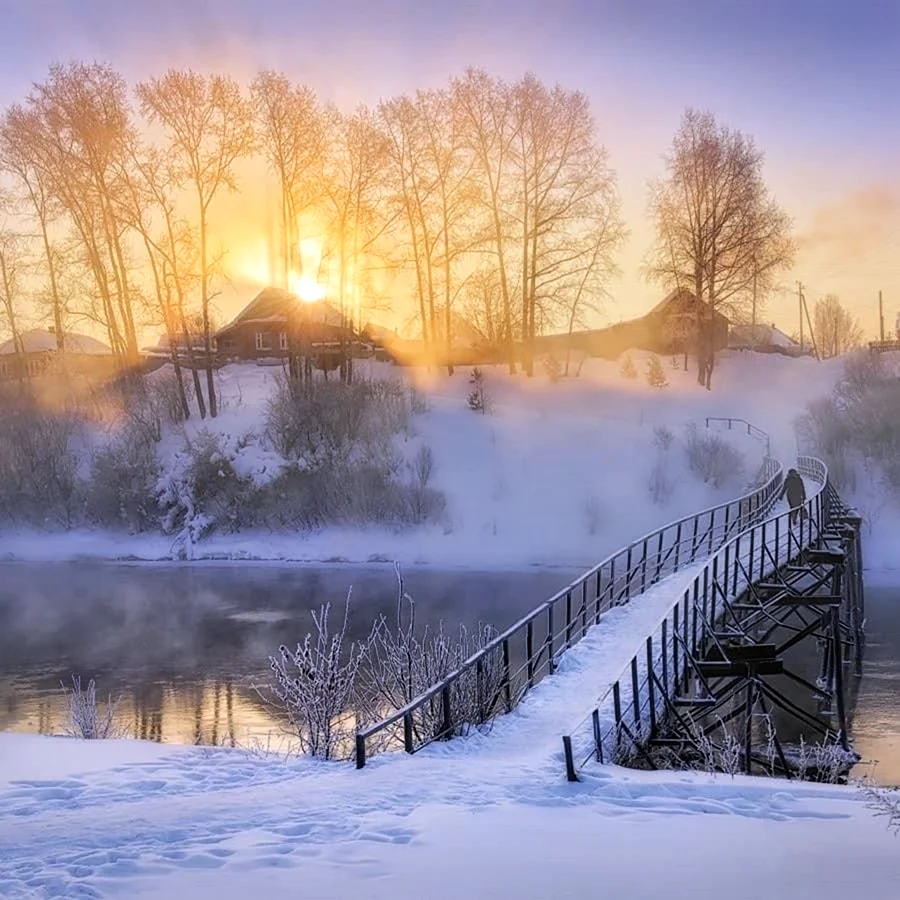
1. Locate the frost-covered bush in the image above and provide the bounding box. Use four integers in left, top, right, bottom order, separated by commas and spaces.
796, 352, 900, 495
260, 374, 444, 530
0, 389, 81, 526
357, 565, 504, 750
684, 423, 745, 488
266, 374, 410, 467
87, 425, 160, 531
147, 366, 194, 426
60, 675, 121, 740
267, 595, 368, 761
648, 425, 676, 505
619, 354, 637, 379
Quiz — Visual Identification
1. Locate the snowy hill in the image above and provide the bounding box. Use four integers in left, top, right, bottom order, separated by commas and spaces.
1, 349, 846, 568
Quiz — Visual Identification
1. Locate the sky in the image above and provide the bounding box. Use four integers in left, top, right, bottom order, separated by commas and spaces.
0, 0, 898, 341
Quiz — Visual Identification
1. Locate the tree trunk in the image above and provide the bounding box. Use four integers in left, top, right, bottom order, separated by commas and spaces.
199, 202, 217, 417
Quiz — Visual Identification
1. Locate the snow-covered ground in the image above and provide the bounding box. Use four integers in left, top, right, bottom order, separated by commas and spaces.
0, 350, 848, 570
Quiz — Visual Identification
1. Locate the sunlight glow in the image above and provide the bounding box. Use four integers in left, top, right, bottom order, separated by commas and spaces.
289, 238, 326, 303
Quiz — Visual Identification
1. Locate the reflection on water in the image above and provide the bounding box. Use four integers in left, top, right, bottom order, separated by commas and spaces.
848, 586, 900, 786
0, 561, 578, 749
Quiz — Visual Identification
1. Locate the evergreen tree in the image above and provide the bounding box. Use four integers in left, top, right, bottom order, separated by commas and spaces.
647, 354, 668, 388
467, 368, 487, 413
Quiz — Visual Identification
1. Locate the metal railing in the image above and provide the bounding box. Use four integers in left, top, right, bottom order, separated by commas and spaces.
560, 456, 833, 777
354, 456, 786, 768
705, 417, 771, 457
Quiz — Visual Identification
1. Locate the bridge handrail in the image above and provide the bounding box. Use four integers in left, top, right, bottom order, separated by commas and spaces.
560, 455, 834, 777
355, 448, 785, 767
704, 417, 771, 456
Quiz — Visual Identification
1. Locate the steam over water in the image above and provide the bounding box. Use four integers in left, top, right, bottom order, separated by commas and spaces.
0, 562, 578, 748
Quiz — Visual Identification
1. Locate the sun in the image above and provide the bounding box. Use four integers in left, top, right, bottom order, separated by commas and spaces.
289, 238, 326, 303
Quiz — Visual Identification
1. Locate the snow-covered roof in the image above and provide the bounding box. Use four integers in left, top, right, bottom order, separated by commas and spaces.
730, 324, 798, 349
0, 329, 112, 356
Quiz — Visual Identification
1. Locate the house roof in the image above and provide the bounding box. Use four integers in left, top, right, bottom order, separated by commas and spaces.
216, 287, 344, 335
0, 328, 112, 356
730, 324, 798, 348
646, 288, 729, 323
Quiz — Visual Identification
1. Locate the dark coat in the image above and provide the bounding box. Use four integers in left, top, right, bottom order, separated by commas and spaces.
779, 472, 806, 507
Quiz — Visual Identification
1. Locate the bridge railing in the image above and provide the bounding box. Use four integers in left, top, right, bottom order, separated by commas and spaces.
354, 456, 785, 767
705, 417, 771, 456
561, 456, 832, 778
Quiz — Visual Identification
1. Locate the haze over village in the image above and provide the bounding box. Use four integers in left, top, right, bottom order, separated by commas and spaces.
1, 2, 900, 899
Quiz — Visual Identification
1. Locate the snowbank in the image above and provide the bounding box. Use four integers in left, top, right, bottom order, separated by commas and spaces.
0, 728, 895, 899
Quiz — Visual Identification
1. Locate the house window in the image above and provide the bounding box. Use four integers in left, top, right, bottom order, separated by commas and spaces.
279, 332, 289, 351
221, 337, 236, 351
255, 332, 272, 351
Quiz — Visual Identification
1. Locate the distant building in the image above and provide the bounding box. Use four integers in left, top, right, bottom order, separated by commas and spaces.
729, 323, 809, 357
531, 288, 731, 360
0, 328, 114, 381
214, 287, 364, 370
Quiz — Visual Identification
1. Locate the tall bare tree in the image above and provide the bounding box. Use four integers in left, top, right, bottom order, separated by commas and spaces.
251, 72, 326, 288
116, 141, 203, 418
321, 105, 393, 382
380, 94, 438, 358
20, 63, 141, 363
814, 294, 864, 359
648, 109, 794, 389
452, 69, 519, 373
137, 70, 254, 417
0, 111, 66, 346
0, 227, 26, 357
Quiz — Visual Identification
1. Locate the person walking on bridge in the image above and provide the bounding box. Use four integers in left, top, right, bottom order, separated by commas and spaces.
779, 468, 806, 526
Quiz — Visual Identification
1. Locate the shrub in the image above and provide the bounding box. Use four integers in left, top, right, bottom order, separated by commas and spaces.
542, 354, 561, 383
652, 424, 675, 451
266, 373, 411, 468
684, 423, 745, 488
646, 354, 668, 388
356, 565, 504, 750
467, 368, 489, 413
0, 390, 81, 526
184, 430, 256, 533
60, 675, 121, 740
87, 426, 161, 531
797, 352, 900, 495
648, 456, 675, 505
619, 354, 637, 379
267, 594, 369, 761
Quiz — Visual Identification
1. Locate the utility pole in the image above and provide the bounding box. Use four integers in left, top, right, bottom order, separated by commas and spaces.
879, 290, 884, 342
797, 281, 804, 353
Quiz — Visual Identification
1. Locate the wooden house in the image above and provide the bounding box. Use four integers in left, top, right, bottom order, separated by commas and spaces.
214, 287, 365, 370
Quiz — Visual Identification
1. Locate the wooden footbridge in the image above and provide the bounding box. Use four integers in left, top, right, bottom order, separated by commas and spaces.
355, 433, 865, 780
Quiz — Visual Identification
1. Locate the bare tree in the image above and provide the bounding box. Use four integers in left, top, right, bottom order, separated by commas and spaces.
321, 105, 393, 382
0, 111, 66, 346
116, 141, 201, 418
137, 70, 254, 417
814, 295, 864, 359
20, 63, 142, 364
648, 109, 794, 389
0, 226, 26, 357
251, 71, 326, 287
380, 94, 439, 360
452, 69, 519, 373
511, 75, 622, 375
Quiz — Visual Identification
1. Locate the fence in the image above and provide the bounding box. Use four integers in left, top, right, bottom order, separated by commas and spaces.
354, 455, 786, 768
705, 417, 771, 457
560, 456, 834, 777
